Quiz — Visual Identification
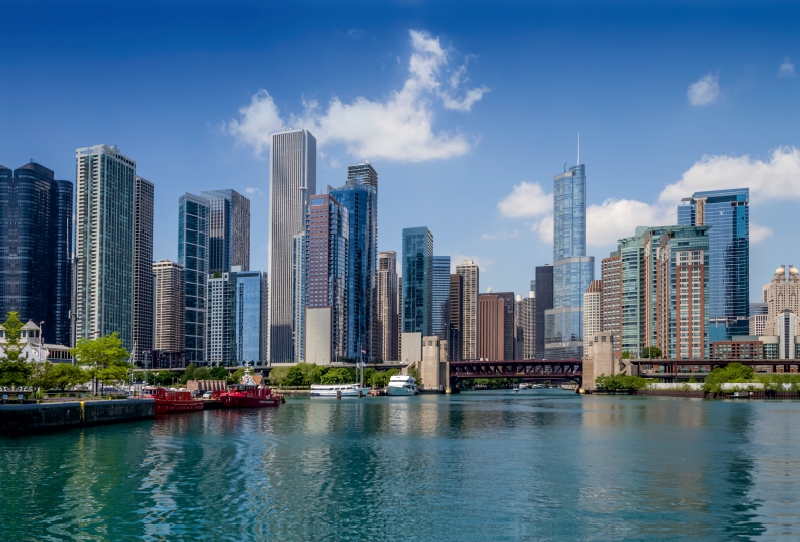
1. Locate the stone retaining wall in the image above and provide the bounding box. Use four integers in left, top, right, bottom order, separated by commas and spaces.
0, 399, 154, 436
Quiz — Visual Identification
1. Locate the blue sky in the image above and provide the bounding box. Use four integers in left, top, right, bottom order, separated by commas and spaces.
1, 0, 799, 299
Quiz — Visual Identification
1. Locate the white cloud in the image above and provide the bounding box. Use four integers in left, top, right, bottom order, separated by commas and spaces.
245, 187, 263, 196
450, 253, 493, 273
687, 74, 720, 106
530, 215, 554, 244
779, 57, 796, 77
227, 90, 284, 154
658, 146, 800, 205
497, 181, 553, 218
751, 223, 773, 244
482, 229, 523, 241
228, 30, 488, 162
586, 199, 674, 246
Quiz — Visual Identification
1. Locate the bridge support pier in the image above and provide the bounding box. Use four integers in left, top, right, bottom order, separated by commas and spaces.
584, 332, 616, 392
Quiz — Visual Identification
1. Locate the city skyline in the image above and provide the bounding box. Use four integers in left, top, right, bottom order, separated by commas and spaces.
2, 3, 798, 299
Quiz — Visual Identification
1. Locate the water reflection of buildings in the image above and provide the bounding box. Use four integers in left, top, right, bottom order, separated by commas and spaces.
575, 398, 763, 537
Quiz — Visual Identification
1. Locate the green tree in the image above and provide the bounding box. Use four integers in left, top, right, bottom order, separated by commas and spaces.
269, 366, 289, 386
71, 332, 131, 393
641, 346, 663, 359
29, 361, 58, 391
320, 367, 352, 384
154, 371, 180, 386
0, 311, 34, 388
299, 363, 323, 385
595, 374, 648, 391
209, 366, 229, 380
285, 365, 307, 386
180, 363, 198, 384
229, 367, 245, 384
193, 367, 211, 380
50, 363, 90, 391
621, 351, 632, 359
703, 362, 755, 392
407, 366, 422, 386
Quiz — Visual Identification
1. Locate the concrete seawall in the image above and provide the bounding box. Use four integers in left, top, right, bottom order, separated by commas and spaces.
0, 399, 154, 436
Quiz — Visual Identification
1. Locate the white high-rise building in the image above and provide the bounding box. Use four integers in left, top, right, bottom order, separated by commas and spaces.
75, 145, 136, 349
456, 260, 479, 360
268, 129, 316, 363
153, 260, 185, 353
207, 271, 233, 366
583, 280, 603, 360
521, 292, 536, 359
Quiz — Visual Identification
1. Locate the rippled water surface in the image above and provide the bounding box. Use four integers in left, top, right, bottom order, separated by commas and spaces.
2, 390, 800, 541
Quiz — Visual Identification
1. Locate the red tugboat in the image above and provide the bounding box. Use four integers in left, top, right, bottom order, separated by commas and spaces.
215, 365, 281, 408
151, 387, 205, 414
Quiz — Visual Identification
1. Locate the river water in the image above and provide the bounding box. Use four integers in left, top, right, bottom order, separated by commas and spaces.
2, 390, 799, 541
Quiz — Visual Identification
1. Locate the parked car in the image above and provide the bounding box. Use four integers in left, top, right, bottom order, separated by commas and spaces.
202, 391, 213, 400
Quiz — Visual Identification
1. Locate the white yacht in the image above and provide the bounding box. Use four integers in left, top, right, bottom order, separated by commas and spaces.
310, 384, 372, 397
386, 375, 418, 396
518, 383, 531, 390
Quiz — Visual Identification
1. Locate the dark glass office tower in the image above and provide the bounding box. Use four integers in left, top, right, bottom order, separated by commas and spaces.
678, 188, 749, 342
201, 189, 250, 274
534, 265, 553, 359
448, 273, 463, 361
432, 256, 451, 340
0, 162, 72, 346
178, 193, 210, 364
329, 165, 378, 361
402, 227, 433, 336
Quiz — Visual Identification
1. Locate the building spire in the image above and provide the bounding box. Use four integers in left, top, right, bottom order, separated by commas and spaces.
577, 132, 580, 165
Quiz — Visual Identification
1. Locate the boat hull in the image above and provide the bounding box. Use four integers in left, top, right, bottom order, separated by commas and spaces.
310, 386, 371, 397
218, 395, 281, 408
153, 399, 204, 414
386, 385, 418, 396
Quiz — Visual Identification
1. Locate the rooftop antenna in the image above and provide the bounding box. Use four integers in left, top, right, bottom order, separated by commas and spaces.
563, 162, 567, 172
577, 132, 580, 165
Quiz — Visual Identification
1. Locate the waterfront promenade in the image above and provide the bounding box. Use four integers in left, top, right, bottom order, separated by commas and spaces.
2, 389, 799, 540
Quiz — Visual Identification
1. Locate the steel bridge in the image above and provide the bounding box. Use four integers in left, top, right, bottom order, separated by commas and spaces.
629, 359, 800, 381
448, 359, 583, 386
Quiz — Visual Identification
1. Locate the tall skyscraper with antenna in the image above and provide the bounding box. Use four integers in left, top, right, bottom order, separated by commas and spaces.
544, 136, 594, 359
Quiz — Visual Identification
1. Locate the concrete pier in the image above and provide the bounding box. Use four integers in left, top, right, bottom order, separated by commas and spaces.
0, 399, 154, 436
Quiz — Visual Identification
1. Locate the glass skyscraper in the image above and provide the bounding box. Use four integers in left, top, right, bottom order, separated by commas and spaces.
178, 193, 209, 364
329, 163, 378, 360
234, 270, 268, 365
305, 194, 349, 360
432, 256, 451, 340
0, 162, 72, 346
200, 189, 250, 273
678, 188, 749, 342
75, 145, 136, 350
534, 265, 553, 359
402, 227, 433, 337
545, 163, 594, 359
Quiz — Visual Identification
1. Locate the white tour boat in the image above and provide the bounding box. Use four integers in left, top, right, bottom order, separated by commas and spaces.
310, 384, 372, 397
386, 375, 418, 396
